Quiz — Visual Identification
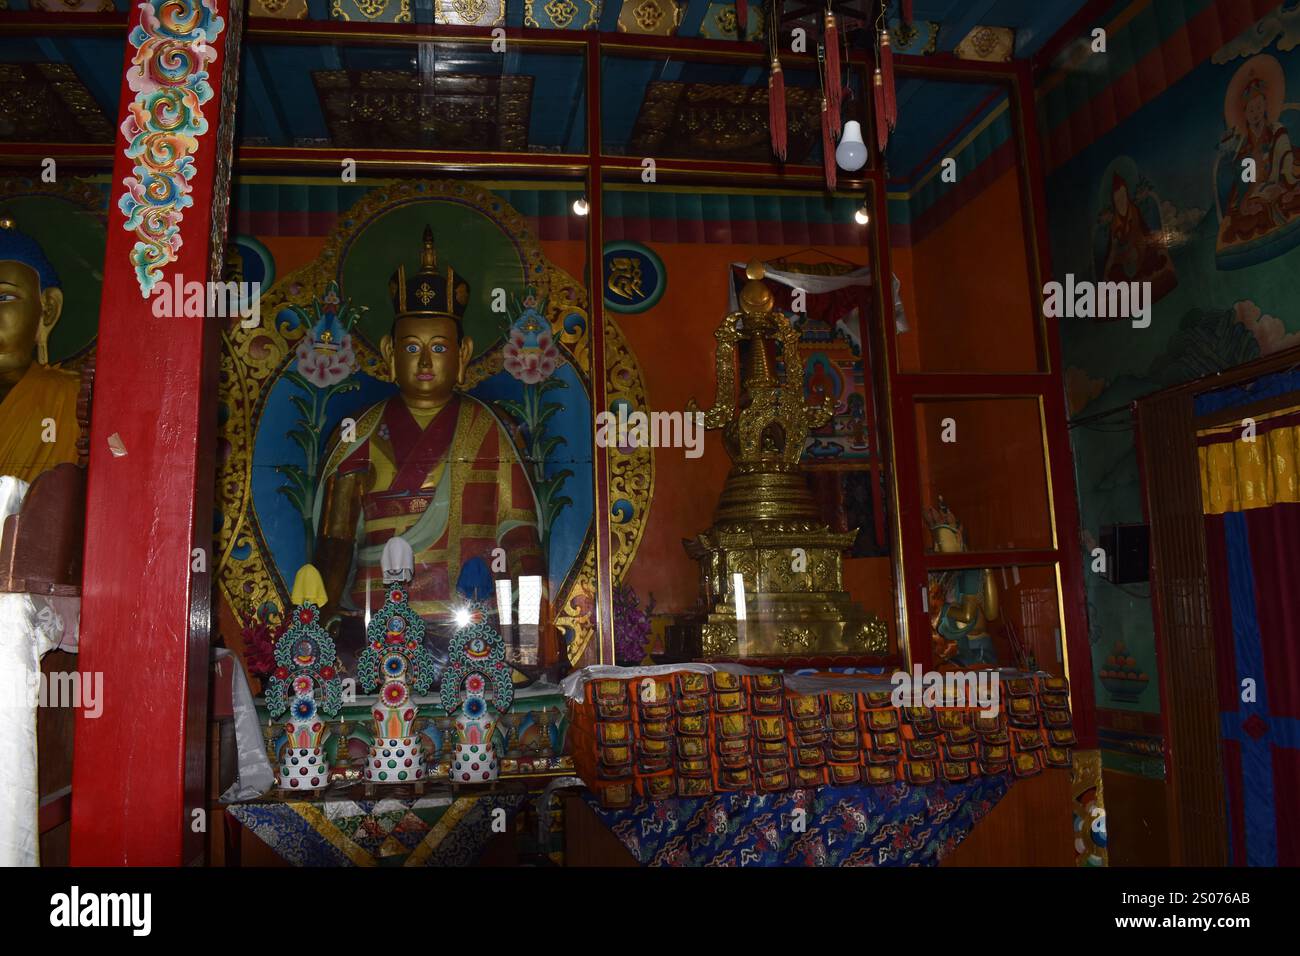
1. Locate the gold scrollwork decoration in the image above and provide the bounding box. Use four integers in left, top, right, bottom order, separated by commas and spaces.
845, 615, 890, 655
452, 0, 487, 21
559, 542, 597, 667
330, 0, 412, 21
564, 312, 653, 666
633, 0, 663, 29
778, 625, 814, 651
618, 0, 679, 33
435, 0, 504, 24
543, 0, 578, 27
702, 622, 737, 657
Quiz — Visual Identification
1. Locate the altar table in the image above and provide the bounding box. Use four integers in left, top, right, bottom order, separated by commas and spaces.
224, 783, 528, 866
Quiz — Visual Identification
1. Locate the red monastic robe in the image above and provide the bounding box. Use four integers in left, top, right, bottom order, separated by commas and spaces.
318, 393, 543, 624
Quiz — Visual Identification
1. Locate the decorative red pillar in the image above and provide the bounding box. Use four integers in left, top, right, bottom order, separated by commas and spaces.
71, 0, 242, 865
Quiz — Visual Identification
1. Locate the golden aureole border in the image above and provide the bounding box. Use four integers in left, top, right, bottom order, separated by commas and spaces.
596, 312, 655, 663
215, 179, 652, 669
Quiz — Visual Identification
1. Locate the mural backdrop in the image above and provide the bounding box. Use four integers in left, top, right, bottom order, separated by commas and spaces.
1041, 0, 1300, 777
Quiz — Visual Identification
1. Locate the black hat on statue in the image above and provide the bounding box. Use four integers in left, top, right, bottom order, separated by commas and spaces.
388, 225, 470, 332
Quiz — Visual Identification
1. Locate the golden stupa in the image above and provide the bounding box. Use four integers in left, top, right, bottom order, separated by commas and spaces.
684, 261, 890, 659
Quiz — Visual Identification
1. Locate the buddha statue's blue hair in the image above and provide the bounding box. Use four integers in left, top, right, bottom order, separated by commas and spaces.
0, 221, 60, 291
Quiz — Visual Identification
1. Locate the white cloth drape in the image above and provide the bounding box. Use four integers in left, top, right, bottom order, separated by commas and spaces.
726, 262, 909, 333
0, 475, 81, 867
216, 648, 276, 802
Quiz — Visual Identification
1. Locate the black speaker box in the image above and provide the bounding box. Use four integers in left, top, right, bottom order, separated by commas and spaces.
1100, 523, 1149, 584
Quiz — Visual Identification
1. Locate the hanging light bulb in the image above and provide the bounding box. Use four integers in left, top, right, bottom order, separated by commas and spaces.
854, 204, 870, 226
572, 196, 589, 216
835, 120, 867, 172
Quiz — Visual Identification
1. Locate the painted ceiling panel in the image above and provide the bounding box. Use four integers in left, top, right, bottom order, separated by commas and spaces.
599, 53, 864, 160
236, 42, 588, 151
0, 36, 124, 120
908, 0, 1091, 55
0, 1, 1091, 157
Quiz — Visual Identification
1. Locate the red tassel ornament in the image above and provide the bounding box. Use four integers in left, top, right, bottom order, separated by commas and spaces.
821, 96, 837, 191
769, 58, 787, 161
902, 0, 913, 24
824, 9, 841, 123
881, 29, 897, 130
737, 0, 747, 34
873, 68, 888, 153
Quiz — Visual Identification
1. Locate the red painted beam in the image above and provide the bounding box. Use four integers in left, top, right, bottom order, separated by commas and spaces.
0, 10, 126, 31
71, 0, 241, 866
0, 143, 114, 167
586, 32, 614, 666
235, 146, 590, 173
1014, 58, 1095, 746
894, 52, 1018, 76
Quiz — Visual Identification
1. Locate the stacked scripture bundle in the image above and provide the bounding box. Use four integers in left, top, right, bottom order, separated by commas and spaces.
567, 668, 1076, 809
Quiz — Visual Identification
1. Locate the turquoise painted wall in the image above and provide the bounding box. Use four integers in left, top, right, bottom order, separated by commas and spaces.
1040, 0, 1300, 776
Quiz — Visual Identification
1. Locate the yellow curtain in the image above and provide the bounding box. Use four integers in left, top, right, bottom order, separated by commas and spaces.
1198, 404, 1300, 515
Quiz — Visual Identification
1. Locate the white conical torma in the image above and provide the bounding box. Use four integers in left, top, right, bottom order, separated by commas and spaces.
381, 536, 415, 584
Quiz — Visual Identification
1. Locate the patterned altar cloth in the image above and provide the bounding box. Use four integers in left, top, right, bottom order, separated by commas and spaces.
583, 775, 1011, 866
226, 786, 527, 866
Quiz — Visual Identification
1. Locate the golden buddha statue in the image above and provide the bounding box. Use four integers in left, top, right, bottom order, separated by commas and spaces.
685, 261, 888, 658
0, 216, 81, 484
312, 227, 544, 669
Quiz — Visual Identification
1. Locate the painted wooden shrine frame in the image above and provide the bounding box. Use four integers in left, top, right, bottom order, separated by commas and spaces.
0, 7, 1095, 861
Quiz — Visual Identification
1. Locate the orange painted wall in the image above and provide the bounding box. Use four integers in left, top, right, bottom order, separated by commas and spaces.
916, 396, 1053, 552
259, 236, 326, 279
896, 166, 1039, 373
539, 240, 587, 289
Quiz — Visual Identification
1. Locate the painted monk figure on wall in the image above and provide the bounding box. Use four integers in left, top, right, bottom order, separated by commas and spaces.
313, 227, 544, 670
1099, 173, 1177, 304
0, 216, 80, 484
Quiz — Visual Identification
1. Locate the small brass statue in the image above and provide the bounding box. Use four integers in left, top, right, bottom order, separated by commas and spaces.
924, 497, 999, 666
684, 261, 888, 658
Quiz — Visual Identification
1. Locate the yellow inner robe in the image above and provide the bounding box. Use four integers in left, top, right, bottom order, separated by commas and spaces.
0, 363, 80, 484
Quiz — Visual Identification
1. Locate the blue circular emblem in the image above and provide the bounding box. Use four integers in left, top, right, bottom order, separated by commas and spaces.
603, 242, 666, 314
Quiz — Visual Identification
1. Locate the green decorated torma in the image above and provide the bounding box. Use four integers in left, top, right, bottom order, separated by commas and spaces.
264, 601, 343, 719
440, 602, 513, 714
357, 584, 438, 697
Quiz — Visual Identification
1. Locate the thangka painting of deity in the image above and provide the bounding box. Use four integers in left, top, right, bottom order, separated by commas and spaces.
1214, 53, 1300, 270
